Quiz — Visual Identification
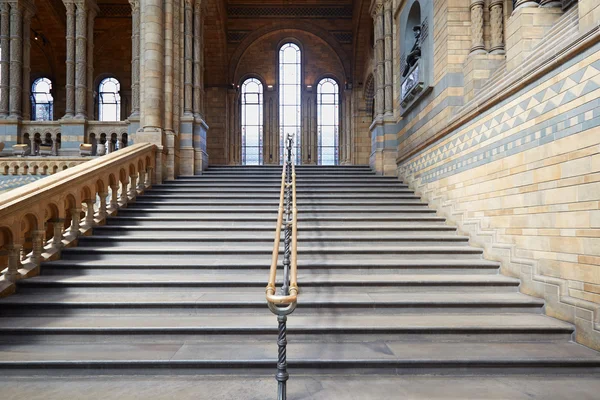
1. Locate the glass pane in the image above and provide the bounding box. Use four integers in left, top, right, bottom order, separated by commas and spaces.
241, 78, 264, 165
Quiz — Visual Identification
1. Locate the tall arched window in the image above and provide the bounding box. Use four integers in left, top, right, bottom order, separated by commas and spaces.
279, 43, 301, 164
317, 78, 339, 165
241, 78, 263, 165
31, 77, 53, 121
98, 77, 121, 121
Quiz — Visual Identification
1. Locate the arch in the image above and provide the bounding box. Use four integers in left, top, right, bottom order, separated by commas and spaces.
317, 77, 340, 165
45, 202, 61, 223
31, 77, 54, 121
95, 178, 107, 195
229, 21, 351, 84
279, 42, 302, 164
128, 163, 136, 176
240, 77, 264, 166
80, 185, 94, 202
108, 173, 118, 188
98, 77, 122, 121
0, 225, 15, 250
364, 73, 375, 121
19, 213, 39, 243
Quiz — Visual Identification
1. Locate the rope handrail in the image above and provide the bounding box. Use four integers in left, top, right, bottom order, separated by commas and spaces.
265, 133, 298, 400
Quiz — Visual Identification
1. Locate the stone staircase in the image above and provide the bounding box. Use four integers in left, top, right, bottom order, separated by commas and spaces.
1, 165, 600, 397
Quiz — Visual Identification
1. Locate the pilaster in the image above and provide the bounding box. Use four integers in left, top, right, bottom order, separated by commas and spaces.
129, 0, 140, 117
0, 3, 9, 118
63, 1, 75, 118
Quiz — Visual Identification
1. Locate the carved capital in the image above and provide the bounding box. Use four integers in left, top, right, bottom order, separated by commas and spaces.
370, 0, 383, 19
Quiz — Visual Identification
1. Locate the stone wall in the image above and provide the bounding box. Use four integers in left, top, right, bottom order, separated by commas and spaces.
397, 11, 600, 350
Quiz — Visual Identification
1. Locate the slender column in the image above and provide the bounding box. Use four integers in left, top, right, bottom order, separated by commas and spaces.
86, 5, 96, 119
140, 0, 164, 130
183, 0, 193, 115
75, 1, 88, 118
513, 0, 540, 10
136, 172, 144, 192
145, 168, 152, 188
21, 8, 31, 120
0, 3, 9, 118
5, 244, 22, 281
8, 1, 23, 119
383, 0, 393, 116
344, 89, 352, 164
372, 1, 384, 118
470, 0, 486, 54
51, 219, 65, 250
129, 0, 140, 117
83, 199, 95, 228
64, 2, 75, 118
192, 0, 202, 117
489, 0, 505, 54
119, 181, 128, 206
128, 174, 137, 200
69, 207, 81, 238
30, 228, 45, 267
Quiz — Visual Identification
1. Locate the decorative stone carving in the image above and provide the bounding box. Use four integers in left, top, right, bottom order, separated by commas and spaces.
402, 26, 422, 78
86, 6, 96, 119
513, 0, 540, 10
539, 0, 561, 6
193, 0, 202, 117
470, 0, 485, 55
371, 1, 384, 118
0, 3, 10, 118
21, 8, 32, 120
184, 0, 193, 115
489, 0, 505, 54
383, 0, 393, 116
74, 1, 87, 118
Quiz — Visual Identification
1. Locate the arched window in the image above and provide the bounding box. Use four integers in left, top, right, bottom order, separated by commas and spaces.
279, 43, 301, 164
317, 78, 339, 165
98, 77, 121, 121
241, 78, 263, 165
31, 77, 53, 121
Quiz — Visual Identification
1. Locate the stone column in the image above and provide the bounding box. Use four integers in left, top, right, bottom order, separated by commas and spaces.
129, 0, 140, 117
51, 219, 65, 250
227, 88, 237, 164
64, 1, 75, 118
5, 243, 22, 281
119, 180, 128, 207
513, 0, 540, 10
128, 174, 137, 200
192, 0, 202, 117
74, 0, 88, 118
470, 0, 486, 54
343, 89, 352, 165
139, 0, 164, 131
183, 0, 193, 115
0, 3, 9, 118
489, 0, 505, 54
372, 1, 385, 118
383, 0, 393, 116
136, 173, 144, 192
8, 1, 23, 119
21, 8, 31, 120
68, 207, 81, 238
30, 228, 45, 267
86, 5, 96, 119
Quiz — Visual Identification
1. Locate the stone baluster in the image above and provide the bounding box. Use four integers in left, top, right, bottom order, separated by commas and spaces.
129, 0, 140, 117
145, 168, 152, 188
68, 207, 82, 239
4, 243, 22, 281
51, 219, 65, 250
97, 191, 108, 220
136, 172, 144, 192
119, 181, 128, 207
489, 0, 505, 54
128, 174, 137, 200
30, 228, 45, 267
64, 1, 75, 118
109, 184, 119, 212
372, 1, 385, 118
82, 199, 95, 228
8, 1, 23, 119
470, 0, 486, 55
383, 0, 393, 116
0, 3, 9, 118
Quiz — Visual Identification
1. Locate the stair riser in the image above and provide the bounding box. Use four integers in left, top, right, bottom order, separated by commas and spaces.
103, 220, 448, 228
123, 205, 431, 211
92, 226, 458, 235
114, 211, 437, 217
131, 200, 428, 206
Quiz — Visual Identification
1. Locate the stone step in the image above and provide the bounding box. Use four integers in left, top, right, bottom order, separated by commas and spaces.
0, 292, 544, 316
137, 193, 422, 200
104, 215, 447, 223
115, 207, 437, 215
92, 224, 458, 234
155, 182, 409, 188
0, 314, 574, 343
131, 199, 428, 206
145, 187, 415, 193
174, 176, 399, 182
40, 259, 500, 274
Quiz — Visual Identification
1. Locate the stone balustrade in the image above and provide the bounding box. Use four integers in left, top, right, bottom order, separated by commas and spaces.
0, 142, 156, 297
0, 157, 89, 175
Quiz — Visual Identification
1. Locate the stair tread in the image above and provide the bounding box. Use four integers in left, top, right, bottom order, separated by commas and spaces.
19, 273, 519, 285
2, 292, 540, 306
0, 314, 573, 331
0, 342, 597, 364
